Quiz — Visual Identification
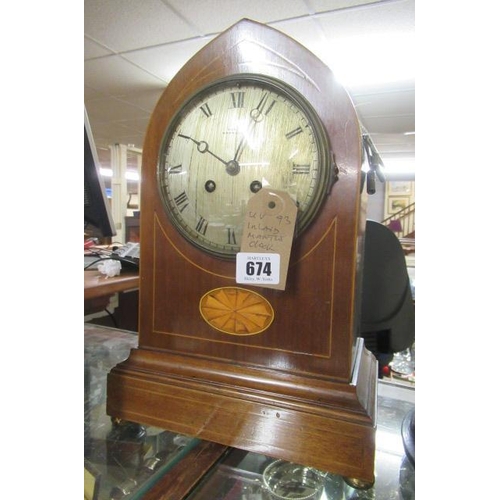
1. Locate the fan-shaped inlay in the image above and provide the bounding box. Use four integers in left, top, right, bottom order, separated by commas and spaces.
199, 287, 274, 335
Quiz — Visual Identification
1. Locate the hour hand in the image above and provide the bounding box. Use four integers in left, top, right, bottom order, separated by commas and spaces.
179, 133, 241, 176
178, 134, 228, 166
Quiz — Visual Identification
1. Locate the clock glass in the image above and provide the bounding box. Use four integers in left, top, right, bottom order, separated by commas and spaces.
157, 75, 331, 258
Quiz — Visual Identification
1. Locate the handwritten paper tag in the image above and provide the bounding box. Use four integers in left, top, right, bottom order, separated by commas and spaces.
236, 188, 297, 290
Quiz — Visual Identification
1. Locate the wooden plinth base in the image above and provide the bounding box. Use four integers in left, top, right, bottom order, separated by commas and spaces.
107, 339, 377, 483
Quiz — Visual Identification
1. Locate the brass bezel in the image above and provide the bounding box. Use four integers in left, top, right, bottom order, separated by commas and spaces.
157, 74, 332, 259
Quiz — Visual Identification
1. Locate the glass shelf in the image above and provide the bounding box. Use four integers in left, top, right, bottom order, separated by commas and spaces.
84, 324, 200, 499
185, 393, 415, 500
85, 324, 414, 500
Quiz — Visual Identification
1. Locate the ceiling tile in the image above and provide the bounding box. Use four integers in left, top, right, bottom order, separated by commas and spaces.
360, 113, 415, 134
271, 17, 328, 50
85, 55, 166, 96
166, 0, 311, 35
353, 88, 416, 118
84, 37, 114, 59
308, 0, 379, 12
117, 89, 166, 114
85, 96, 152, 123
84, 0, 415, 168
84, 0, 198, 52
316, 0, 415, 39
91, 119, 143, 143
84, 85, 106, 101
123, 37, 214, 82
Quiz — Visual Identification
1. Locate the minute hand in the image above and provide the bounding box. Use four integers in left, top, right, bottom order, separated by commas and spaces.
233, 132, 250, 163
233, 117, 259, 162
178, 134, 229, 166
233, 95, 274, 162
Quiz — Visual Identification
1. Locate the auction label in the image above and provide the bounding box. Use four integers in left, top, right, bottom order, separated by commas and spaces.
238, 188, 297, 290
236, 253, 280, 285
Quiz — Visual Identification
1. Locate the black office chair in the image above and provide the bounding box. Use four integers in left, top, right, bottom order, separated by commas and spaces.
360, 220, 416, 468
359, 220, 415, 376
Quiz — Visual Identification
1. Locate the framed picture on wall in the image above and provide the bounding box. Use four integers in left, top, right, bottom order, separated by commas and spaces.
388, 181, 412, 195
387, 196, 410, 215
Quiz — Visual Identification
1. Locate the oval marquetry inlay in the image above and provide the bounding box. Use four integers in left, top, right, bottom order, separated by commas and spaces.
199, 287, 274, 335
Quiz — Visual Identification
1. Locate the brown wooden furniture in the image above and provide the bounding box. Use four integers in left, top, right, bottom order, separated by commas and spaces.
125, 216, 140, 243
84, 270, 140, 328
84, 270, 139, 301
108, 19, 377, 486
141, 441, 229, 500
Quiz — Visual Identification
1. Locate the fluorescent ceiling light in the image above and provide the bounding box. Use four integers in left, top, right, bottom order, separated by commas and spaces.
100, 168, 140, 181
126, 171, 140, 181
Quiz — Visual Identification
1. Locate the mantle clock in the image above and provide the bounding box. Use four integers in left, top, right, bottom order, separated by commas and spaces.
107, 19, 377, 486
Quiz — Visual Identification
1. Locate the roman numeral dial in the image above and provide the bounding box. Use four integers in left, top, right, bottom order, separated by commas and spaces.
157, 76, 331, 258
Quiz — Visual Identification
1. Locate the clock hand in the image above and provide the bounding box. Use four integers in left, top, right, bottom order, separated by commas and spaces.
233, 94, 273, 162
233, 133, 250, 163
179, 133, 242, 176
178, 134, 229, 166
233, 116, 259, 163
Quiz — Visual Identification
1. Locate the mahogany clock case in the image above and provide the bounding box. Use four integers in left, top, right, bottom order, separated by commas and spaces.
137, 19, 366, 381
108, 19, 377, 484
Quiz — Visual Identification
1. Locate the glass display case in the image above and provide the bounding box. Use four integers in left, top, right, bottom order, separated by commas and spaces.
85, 324, 415, 500
185, 393, 415, 500
84, 325, 201, 499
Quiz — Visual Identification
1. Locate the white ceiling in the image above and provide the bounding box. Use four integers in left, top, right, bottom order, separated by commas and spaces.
84, 0, 415, 175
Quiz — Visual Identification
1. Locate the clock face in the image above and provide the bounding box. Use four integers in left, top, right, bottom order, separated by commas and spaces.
157, 75, 331, 258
